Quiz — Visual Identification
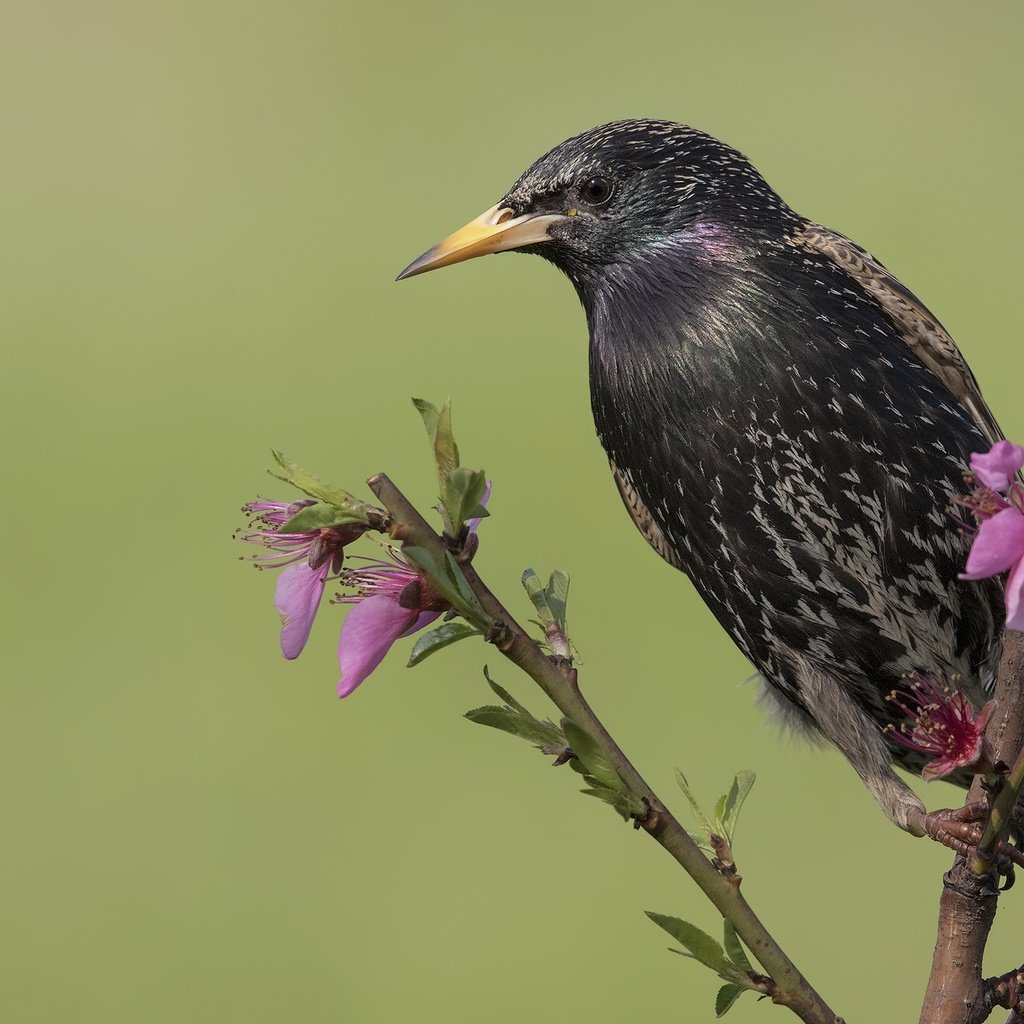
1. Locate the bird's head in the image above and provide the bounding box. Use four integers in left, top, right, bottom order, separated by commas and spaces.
398, 119, 796, 289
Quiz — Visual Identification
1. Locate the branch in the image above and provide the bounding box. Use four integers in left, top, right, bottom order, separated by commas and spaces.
920, 630, 1024, 1024
975, 634, 1024, 873
368, 472, 842, 1024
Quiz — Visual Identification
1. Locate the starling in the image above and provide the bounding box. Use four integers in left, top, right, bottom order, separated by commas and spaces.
398, 120, 1007, 843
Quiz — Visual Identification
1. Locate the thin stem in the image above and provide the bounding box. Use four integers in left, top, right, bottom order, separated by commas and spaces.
974, 630, 1024, 874
368, 472, 840, 1024
973, 744, 1024, 875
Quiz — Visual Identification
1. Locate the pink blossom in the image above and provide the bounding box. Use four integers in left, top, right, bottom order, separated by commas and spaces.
885, 674, 994, 781
961, 508, 1024, 631
335, 549, 446, 697
970, 440, 1024, 493
238, 498, 365, 659
334, 482, 491, 697
955, 442, 1024, 633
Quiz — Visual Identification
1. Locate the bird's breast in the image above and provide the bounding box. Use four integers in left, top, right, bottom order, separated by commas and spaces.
584, 247, 1001, 708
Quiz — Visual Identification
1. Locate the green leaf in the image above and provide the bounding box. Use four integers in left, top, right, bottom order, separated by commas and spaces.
465, 668, 565, 748
411, 398, 462, 528
483, 666, 530, 715
545, 570, 570, 626
402, 547, 484, 624
687, 830, 714, 855
561, 720, 645, 818
469, 677, 641, 814
269, 451, 369, 516
407, 622, 482, 666
645, 914, 731, 974
579, 786, 633, 818
412, 397, 440, 438
464, 706, 564, 747
713, 793, 728, 826
715, 984, 745, 1018
675, 769, 714, 835
522, 569, 573, 657
411, 397, 459, 479
521, 569, 571, 629
722, 921, 752, 972
402, 546, 463, 609
433, 399, 459, 479
444, 466, 487, 529
561, 720, 621, 793
522, 569, 554, 623
280, 501, 368, 533
441, 550, 480, 610
721, 771, 756, 843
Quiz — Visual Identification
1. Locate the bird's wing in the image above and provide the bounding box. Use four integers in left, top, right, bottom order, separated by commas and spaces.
794, 224, 1004, 446
610, 460, 681, 568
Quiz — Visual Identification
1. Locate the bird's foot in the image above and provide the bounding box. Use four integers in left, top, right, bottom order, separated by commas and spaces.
911, 803, 1024, 883
986, 963, 1024, 1017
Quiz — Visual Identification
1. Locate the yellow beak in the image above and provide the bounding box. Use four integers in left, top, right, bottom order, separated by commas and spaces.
396, 203, 567, 280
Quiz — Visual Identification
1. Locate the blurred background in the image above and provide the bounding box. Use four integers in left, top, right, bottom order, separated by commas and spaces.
3, 2, 1023, 1021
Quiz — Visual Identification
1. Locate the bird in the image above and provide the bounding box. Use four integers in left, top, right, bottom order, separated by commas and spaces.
397, 119, 1008, 849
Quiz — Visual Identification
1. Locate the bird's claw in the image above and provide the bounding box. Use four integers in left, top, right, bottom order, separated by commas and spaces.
987, 964, 1024, 1015
918, 803, 1024, 883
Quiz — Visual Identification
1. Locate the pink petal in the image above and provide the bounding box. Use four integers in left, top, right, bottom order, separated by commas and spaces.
971, 441, 1024, 492
399, 610, 441, 638
274, 561, 330, 659
974, 700, 996, 735
922, 758, 958, 782
337, 595, 419, 697
960, 508, 1024, 580
1006, 556, 1024, 632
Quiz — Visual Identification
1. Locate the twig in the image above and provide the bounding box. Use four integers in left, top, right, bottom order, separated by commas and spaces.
368, 472, 841, 1024
919, 631, 1024, 1024
975, 665, 1024, 875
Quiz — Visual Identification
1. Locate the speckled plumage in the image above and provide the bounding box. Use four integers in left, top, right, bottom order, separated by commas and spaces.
583, 223, 1003, 812
464, 121, 1007, 828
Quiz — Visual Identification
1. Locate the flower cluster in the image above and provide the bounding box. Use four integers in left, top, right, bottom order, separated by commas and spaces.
238, 499, 368, 659
884, 674, 994, 781
955, 440, 1024, 631
238, 486, 489, 697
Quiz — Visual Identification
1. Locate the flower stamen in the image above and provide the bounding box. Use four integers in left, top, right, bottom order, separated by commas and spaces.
884, 673, 993, 781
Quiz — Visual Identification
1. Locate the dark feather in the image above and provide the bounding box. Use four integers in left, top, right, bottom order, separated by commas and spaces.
585, 230, 1003, 754
793, 224, 1004, 446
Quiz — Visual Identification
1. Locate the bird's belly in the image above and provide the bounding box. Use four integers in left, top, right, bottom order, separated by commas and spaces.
588, 259, 1005, 730
676, 469, 965, 685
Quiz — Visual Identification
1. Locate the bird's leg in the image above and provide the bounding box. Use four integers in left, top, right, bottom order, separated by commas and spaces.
796, 662, 927, 830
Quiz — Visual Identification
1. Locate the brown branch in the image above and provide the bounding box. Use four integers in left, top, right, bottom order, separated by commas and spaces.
975, 637, 1024, 874
920, 631, 1024, 1024
368, 472, 842, 1024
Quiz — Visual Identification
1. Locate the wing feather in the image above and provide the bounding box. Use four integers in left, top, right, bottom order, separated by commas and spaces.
794, 224, 1003, 445
610, 459, 681, 567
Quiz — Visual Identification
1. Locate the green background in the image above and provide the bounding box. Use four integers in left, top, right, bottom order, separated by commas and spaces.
5, 2, 1023, 1021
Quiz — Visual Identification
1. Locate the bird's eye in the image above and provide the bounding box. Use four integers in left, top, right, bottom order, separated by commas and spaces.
578, 176, 612, 206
